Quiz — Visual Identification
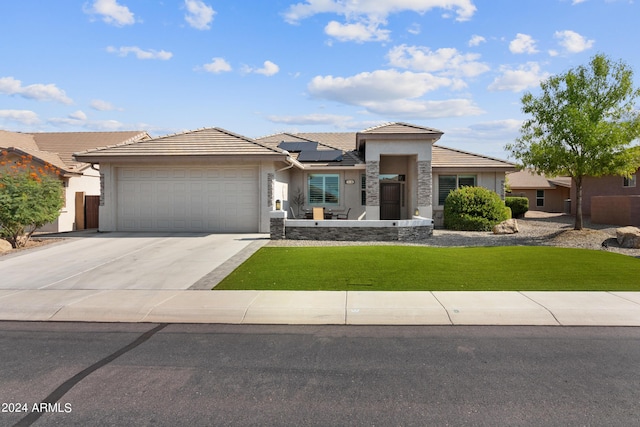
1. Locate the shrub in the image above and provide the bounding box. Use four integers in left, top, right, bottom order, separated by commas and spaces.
443, 186, 511, 231
0, 151, 64, 248
505, 197, 529, 218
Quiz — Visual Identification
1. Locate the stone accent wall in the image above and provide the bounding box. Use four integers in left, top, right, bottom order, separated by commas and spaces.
267, 173, 274, 207
270, 217, 286, 239
366, 161, 380, 206
417, 160, 432, 207
281, 223, 433, 242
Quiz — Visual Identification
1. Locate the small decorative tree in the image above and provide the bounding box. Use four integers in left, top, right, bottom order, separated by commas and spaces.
291, 187, 305, 218
0, 151, 64, 248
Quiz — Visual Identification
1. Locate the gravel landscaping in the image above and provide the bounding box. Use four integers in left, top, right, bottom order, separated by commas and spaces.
267, 211, 640, 258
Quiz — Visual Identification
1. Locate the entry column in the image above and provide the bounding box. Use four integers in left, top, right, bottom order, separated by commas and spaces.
365, 160, 380, 220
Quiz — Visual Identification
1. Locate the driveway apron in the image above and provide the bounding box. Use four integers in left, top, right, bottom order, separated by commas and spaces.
1, 233, 266, 290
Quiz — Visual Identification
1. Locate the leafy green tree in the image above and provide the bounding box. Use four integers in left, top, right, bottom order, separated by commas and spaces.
506, 54, 640, 230
0, 151, 64, 248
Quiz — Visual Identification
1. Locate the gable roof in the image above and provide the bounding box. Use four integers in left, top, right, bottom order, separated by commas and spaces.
360, 122, 444, 135
1, 130, 149, 172
432, 146, 515, 171
75, 127, 286, 163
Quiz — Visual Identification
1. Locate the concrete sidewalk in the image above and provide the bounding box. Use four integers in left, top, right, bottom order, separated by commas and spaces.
1, 289, 639, 326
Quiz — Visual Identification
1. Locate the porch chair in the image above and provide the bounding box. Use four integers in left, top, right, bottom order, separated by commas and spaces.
312, 207, 325, 220
336, 208, 351, 220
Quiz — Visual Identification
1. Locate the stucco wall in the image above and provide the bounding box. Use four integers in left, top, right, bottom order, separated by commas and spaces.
571, 170, 640, 216
591, 195, 640, 226
508, 187, 570, 213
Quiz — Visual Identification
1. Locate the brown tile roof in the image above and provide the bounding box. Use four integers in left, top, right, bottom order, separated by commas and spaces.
2, 147, 71, 174
507, 170, 572, 189
432, 146, 516, 171
75, 127, 286, 162
360, 122, 444, 135
0, 130, 39, 151
1, 130, 149, 171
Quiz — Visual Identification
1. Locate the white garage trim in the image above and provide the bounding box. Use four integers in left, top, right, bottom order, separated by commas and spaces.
116, 166, 259, 232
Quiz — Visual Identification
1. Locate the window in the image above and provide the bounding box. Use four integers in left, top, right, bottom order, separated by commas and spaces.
308, 174, 339, 205
361, 174, 366, 206
438, 175, 477, 205
536, 190, 544, 207
624, 175, 637, 188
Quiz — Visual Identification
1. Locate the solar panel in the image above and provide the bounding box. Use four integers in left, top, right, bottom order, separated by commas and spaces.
298, 150, 343, 162
277, 141, 318, 152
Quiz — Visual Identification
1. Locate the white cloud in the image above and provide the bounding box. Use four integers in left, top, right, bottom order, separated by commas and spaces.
107, 46, 173, 60
509, 33, 538, 54
266, 114, 354, 127
468, 119, 522, 133
90, 99, 120, 111
284, 0, 476, 43
554, 30, 594, 53
284, 0, 477, 24
468, 34, 486, 47
243, 60, 280, 76
84, 0, 135, 26
201, 57, 232, 74
387, 45, 490, 78
324, 20, 390, 42
488, 62, 551, 92
309, 69, 453, 104
69, 110, 88, 121
572, 0, 586, 5
0, 109, 40, 125
48, 116, 126, 131
408, 23, 421, 35
306, 68, 483, 118
0, 76, 73, 104
184, 0, 215, 30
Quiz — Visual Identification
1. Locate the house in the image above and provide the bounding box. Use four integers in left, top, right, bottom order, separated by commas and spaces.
506, 170, 572, 213
0, 130, 150, 232
74, 122, 516, 233
571, 167, 640, 226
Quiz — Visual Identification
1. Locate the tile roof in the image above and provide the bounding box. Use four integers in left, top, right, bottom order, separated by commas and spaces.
75, 127, 286, 161
360, 122, 443, 135
432, 146, 516, 170
507, 170, 572, 189
4, 147, 69, 173
1, 130, 149, 172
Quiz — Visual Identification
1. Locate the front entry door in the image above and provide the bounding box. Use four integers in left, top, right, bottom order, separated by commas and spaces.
380, 182, 401, 220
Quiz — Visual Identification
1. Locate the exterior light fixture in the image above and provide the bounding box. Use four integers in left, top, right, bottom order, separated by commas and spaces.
275, 199, 281, 210
414, 208, 420, 216
345, 179, 355, 184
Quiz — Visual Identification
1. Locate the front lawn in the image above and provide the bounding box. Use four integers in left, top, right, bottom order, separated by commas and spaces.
214, 246, 640, 291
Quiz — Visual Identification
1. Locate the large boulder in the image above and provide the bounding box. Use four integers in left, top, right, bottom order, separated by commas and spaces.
616, 226, 640, 249
0, 239, 12, 253
493, 219, 519, 235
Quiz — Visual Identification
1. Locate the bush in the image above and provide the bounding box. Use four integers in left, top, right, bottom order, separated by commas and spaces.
443, 186, 511, 231
0, 151, 64, 248
505, 197, 529, 218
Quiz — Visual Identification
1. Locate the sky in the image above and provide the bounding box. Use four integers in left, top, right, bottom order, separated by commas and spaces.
1, 0, 639, 160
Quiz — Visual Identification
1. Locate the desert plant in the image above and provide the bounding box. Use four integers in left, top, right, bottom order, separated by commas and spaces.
0, 151, 64, 248
443, 186, 511, 231
505, 197, 529, 218
291, 187, 306, 217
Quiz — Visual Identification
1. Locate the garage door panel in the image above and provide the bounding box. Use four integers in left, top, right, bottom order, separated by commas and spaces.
117, 166, 259, 232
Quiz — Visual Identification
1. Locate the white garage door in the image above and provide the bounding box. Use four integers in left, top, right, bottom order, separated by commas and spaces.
117, 166, 259, 232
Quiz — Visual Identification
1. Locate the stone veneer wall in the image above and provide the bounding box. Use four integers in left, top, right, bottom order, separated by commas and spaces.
417, 160, 432, 207
284, 225, 432, 242
365, 161, 380, 206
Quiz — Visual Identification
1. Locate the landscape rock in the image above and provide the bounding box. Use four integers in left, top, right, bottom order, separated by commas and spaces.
0, 239, 12, 253
616, 226, 640, 249
493, 219, 519, 235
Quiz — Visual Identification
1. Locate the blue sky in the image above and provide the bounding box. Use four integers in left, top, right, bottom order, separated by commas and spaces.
1, 0, 638, 159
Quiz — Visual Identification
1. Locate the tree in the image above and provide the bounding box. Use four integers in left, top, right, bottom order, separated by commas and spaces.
0, 151, 64, 248
506, 54, 640, 230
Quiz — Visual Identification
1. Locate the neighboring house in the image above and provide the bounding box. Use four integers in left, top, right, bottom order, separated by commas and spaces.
570, 167, 640, 226
0, 130, 150, 232
74, 122, 516, 232
506, 170, 572, 213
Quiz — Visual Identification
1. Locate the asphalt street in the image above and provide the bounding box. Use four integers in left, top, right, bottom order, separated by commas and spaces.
1, 323, 639, 426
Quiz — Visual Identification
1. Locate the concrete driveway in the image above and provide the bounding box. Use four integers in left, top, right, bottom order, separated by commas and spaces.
1, 233, 267, 290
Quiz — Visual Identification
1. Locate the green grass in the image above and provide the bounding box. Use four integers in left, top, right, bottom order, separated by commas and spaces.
214, 246, 640, 291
